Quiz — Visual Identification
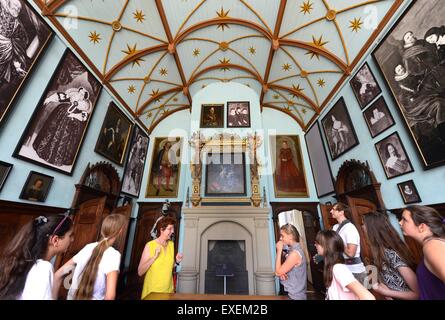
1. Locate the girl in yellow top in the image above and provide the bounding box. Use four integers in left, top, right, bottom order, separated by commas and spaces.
138, 217, 183, 299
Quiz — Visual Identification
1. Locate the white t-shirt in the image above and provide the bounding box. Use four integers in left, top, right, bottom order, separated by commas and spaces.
327, 264, 359, 300
20, 259, 54, 300
333, 222, 366, 274
67, 242, 121, 300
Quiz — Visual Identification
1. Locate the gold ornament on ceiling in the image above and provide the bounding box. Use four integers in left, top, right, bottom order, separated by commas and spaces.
219, 57, 231, 71
133, 10, 146, 23
349, 17, 363, 32
88, 31, 101, 44
300, 1, 314, 15
301, 108, 307, 114
150, 89, 161, 102
306, 35, 329, 60
147, 112, 152, 119
216, 7, 230, 31
273, 94, 280, 99
282, 63, 292, 71
248, 46, 256, 55
122, 44, 144, 67
291, 84, 304, 97
317, 78, 326, 87
159, 68, 168, 76
127, 85, 136, 94
193, 48, 200, 57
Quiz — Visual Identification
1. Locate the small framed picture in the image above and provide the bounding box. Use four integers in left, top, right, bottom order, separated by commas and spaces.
350, 62, 382, 109
375, 132, 414, 179
19, 171, 54, 202
363, 96, 395, 138
200, 104, 224, 128
0, 161, 13, 192
227, 101, 250, 128
397, 180, 421, 204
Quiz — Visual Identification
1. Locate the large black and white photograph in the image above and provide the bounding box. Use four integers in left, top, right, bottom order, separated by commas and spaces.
95, 101, 133, 166
13, 50, 102, 175
350, 62, 382, 109
121, 125, 149, 197
375, 132, 414, 179
321, 97, 359, 160
397, 179, 421, 204
373, 0, 445, 169
363, 96, 395, 138
0, 0, 53, 126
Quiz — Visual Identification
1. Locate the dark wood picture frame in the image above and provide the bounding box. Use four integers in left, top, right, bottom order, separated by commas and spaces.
200, 104, 224, 128
19, 171, 54, 202
205, 152, 246, 197
0, 161, 13, 192
94, 101, 133, 166
375, 132, 414, 179
363, 96, 396, 138
349, 62, 382, 110
0, 0, 54, 127
397, 179, 421, 204
13, 49, 102, 175
321, 97, 360, 160
227, 101, 250, 128
372, 0, 445, 169
121, 124, 149, 198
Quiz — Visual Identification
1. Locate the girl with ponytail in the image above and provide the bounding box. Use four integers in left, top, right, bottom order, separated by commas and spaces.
56, 214, 126, 300
0, 213, 74, 300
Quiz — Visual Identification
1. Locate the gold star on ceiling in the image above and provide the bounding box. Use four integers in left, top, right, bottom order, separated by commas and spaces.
159, 68, 168, 76
133, 9, 145, 23
216, 7, 230, 31
173, 97, 178, 102
122, 44, 144, 67
147, 112, 152, 119
127, 85, 136, 94
150, 89, 161, 102
88, 31, 101, 44
162, 109, 170, 116
273, 94, 280, 99
306, 35, 329, 60
219, 57, 231, 71
349, 17, 363, 32
301, 108, 307, 114
317, 78, 326, 87
282, 63, 292, 71
193, 48, 200, 57
249, 46, 256, 55
300, 1, 313, 15
288, 101, 296, 107
284, 106, 291, 112
291, 84, 304, 97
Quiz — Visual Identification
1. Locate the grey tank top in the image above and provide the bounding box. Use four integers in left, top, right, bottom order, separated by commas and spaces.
280, 243, 307, 300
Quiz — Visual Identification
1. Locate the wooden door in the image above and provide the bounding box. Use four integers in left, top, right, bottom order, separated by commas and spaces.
319, 204, 336, 230
110, 203, 132, 256
346, 196, 376, 265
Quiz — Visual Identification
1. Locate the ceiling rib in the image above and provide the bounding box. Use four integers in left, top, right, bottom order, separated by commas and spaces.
137, 87, 183, 115
188, 64, 263, 86
268, 84, 319, 114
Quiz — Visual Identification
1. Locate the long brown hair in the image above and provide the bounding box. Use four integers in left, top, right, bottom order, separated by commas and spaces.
363, 211, 416, 270
405, 205, 445, 238
316, 230, 345, 287
74, 214, 126, 300
0, 214, 73, 299
280, 224, 300, 242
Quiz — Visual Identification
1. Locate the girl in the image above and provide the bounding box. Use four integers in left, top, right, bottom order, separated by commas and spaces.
315, 230, 375, 300
363, 211, 419, 300
55, 213, 127, 300
275, 224, 307, 300
399, 205, 445, 300
0, 214, 74, 300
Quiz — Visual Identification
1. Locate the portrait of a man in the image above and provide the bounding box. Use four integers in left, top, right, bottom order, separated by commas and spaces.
397, 180, 421, 204
200, 104, 223, 128
227, 101, 250, 128
373, 0, 445, 168
363, 96, 395, 137
19, 171, 53, 202
0, 0, 53, 125
350, 62, 382, 109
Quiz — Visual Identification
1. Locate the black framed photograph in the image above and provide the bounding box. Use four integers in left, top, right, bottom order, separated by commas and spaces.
205, 152, 246, 197
95, 101, 133, 166
0, 161, 13, 192
350, 62, 382, 109
19, 171, 53, 202
321, 97, 359, 160
200, 104, 224, 128
363, 96, 395, 138
0, 0, 54, 126
13, 49, 102, 175
375, 132, 414, 179
227, 101, 250, 128
121, 125, 149, 197
373, 0, 445, 169
397, 180, 421, 204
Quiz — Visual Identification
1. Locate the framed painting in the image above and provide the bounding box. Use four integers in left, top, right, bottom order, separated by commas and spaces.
13, 49, 102, 175
321, 97, 360, 160
375, 132, 414, 179
304, 122, 335, 197
145, 137, 182, 198
95, 101, 133, 166
271, 135, 309, 198
397, 180, 421, 204
205, 152, 246, 197
200, 104, 224, 128
19, 171, 53, 202
227, 101, 250, 128
363, 96, 395, 138
121, 125, 149, 197
0, 0, 53, 126
0, 161, 13, 192
349, 62, 382, 109
373, 0, 445, 169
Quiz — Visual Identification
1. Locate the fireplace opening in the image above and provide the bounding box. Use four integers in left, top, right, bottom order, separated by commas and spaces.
204, 240, 248, 294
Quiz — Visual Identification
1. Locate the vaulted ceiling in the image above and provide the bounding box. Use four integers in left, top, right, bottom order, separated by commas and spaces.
36, 0, 403, 133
